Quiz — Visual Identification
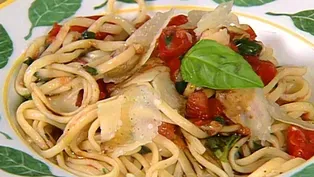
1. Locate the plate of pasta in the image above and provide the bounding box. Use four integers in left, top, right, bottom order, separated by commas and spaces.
1, 0, 314, 177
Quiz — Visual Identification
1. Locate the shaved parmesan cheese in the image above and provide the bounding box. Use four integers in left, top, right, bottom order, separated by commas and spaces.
152, 72, 185, 111
102, 85, 162, 157
97, 96, 125, 142
217, 89, 273, 142
195, 1, 239, 36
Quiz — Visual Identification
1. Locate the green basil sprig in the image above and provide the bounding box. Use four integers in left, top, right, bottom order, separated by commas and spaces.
181, 40, 264, 89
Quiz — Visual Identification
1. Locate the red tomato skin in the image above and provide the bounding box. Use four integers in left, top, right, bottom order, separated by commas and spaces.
186, 91, 211, 120
158, 123, 186, 148
165, 58, 181, 82
86, 15, 103, 20
75, 90, 84, 107
158, 27, 194, 60
186, 91, 224, 122
158, 122, 176, 140
245, 56, 277, 85
168, 15, 188, 26
96, 79, 108, 100
245, 26, 257, 40
287, 126, 314, 160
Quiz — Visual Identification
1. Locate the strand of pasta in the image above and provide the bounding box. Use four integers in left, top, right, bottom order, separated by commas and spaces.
187, 143, 228, 177
146, 135, 179, 177
40, 109, 97, 158
155, 100, 208, 138
23, 50, 84, 90
16, 101, 49, 149
229, 137, 271, 173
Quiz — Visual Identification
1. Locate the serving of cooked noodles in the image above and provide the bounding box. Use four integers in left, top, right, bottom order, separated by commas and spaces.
14, 0, 314, 177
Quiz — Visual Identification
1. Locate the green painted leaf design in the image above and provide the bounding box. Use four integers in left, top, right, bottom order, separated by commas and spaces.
94, 0, 155, 10
24, 0, 82, 40
0, 146, 56, 176
213, 0, 275, 7
0, 131, 12, 140
0, 24, 13, 69
292, 163, 314, 177
267, 10, 314, 36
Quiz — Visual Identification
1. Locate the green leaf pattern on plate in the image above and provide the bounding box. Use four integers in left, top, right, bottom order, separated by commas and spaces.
213, 0, 275, 7
267, 10, 314, 35
0, 146, 56, 176
0, 131, 12, 140
0, 24, 13, 69
24, 0, 82, 40
292, 163, 314, 177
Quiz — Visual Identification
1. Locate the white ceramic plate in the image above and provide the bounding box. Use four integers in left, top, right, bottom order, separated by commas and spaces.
0, 0, 314, 176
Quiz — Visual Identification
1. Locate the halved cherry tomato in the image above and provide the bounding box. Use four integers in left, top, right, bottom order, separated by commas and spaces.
165, 57, 181, 82
245, 56, 277, 85
186, 91, 224, 122
158, 122, 176, 140
287, 126, 314, 160
168, 15, 188, 26
158, 122, 186, 148
158, 26, 194, 60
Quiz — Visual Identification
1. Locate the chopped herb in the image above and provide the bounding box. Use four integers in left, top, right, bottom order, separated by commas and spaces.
22, 94, 32, 101
165, 35, 173, 46
213, 116, 225, 125
34, 72, 51, 82
139, 146, 151, 155
102, 167, 109, 174
175, 81, 188, 95
205, 134, 241, 162
23, 57, 34, 66
82, 31, 96, 39
234, 38, 262, 56
252, 141, 263, 151
83, 66, 98, 75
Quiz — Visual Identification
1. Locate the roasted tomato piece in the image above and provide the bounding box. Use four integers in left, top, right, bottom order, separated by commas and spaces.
287, 126, 314, 160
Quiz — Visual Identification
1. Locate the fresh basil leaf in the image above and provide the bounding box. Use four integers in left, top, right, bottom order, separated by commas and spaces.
234, 38, 262, 56
0, 24, 13, 69
82, 31, 96, 39
83, 66, 98, 76
214, 0, 275, 7
0, 146, 56, 176
205, 134, 241, 162
25, 0, 82, 40
267, 10, 314, 36
23, 57, 34, 66
181, 40, 264, 89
